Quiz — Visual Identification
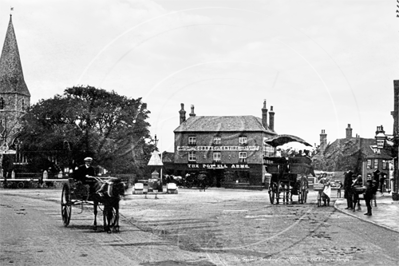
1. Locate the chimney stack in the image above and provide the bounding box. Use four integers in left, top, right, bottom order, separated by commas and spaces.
320, 129, 327, 148
262, 99, 268, 129
269, 106, 275, 131
179, 103, 186, 124
346, 124, 352, 138
189, 104, 196, 117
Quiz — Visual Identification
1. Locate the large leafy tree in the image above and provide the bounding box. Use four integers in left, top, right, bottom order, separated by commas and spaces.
17, 86, 154, 175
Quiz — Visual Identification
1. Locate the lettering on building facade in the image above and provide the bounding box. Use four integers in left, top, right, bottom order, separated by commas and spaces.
177, 146, 260, 152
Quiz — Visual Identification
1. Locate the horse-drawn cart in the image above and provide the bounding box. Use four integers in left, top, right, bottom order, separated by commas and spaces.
61, 176, 125, 233
264, 134, 315, 205
265, 157, 314, 204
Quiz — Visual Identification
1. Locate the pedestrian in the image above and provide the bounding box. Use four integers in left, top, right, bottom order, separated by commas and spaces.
364, 178, 373, 216
352, 174, 363, 212
372, 170, 380, 207
379, 173, 386, 195
322, 177, 331, 206
343, 170, 353, 210
337, 181, 343, 198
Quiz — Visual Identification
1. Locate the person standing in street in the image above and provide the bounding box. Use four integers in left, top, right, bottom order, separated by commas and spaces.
352, 174, 363, 212
344, 170, 353, 209
364, 178, 374, 216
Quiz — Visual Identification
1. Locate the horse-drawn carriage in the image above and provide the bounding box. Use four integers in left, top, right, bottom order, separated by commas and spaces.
264, 134, 315, 205
60, 176, 125, 233
265, 156, 314, 204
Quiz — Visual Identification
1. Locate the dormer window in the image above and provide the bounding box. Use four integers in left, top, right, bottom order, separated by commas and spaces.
213, 136, 221, 145
188, 136, 196, 146
0, 98, 4, 109
239, 136, 247, 145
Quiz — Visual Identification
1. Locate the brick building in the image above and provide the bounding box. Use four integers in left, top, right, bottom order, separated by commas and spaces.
171, 100, 277, 188
312, 124, 393, 189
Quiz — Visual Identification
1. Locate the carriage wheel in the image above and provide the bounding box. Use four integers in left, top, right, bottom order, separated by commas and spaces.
61, 183, 72, 226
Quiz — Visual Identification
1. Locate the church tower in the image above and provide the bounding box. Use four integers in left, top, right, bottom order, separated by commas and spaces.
0, 14, 31, 148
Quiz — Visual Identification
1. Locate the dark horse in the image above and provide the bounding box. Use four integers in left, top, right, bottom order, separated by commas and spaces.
91, 178, 126, 233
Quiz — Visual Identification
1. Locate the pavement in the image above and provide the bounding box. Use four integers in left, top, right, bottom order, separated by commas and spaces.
334, 191, 399, 233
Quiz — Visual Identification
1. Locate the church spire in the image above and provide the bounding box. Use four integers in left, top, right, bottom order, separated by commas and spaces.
0, 15, 30, 97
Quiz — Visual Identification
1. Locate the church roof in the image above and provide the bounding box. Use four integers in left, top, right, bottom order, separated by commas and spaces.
0, 15, 30, 97
174, 115, 276, 134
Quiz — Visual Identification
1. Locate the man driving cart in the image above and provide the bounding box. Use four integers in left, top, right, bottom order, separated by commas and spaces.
74, 157, 97, 199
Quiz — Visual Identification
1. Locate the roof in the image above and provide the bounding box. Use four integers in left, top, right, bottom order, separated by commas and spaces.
0, 16, 30, 97
174, 115, 276, 134
321, 137, 393, 160
161, 151, 174, 163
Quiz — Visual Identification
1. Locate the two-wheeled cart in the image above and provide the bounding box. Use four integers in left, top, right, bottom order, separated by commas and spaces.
61, 176, 124, 232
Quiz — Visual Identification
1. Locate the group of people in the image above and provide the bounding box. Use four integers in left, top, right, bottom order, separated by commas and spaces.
343, 170, 380, 216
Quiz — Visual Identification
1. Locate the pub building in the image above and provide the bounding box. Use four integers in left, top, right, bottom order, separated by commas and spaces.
171, 100, 277, 188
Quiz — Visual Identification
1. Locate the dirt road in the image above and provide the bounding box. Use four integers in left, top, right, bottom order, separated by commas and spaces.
1, 188, 398, 265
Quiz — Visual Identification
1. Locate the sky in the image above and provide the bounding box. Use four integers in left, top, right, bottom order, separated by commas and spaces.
0, 0, 398, 152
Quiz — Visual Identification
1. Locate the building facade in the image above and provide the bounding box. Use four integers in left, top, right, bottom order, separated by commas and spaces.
172, 101, 277, 187
313, 124, 393, 189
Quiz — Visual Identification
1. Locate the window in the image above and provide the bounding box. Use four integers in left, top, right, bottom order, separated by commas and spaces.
213, 152, 221, 162
0, 98, 4, 109
374, 159, 378, 169
213, 136, 221, 145
188, 136, 196, 145
22, 99, 25, 110
239, 136, 247, 145
367, 159, 372, 169
239, 152, 247, 163
382, 160, 387, 170
188, 151, 196, 161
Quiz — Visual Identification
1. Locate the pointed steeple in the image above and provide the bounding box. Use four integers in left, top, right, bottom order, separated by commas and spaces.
0, 15, 30, 97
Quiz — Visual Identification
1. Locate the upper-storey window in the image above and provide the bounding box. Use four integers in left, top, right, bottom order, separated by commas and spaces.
367, 159, 372, 169
213, 151, 221, 162
374, 159, 378, 169
213, 136, 221, 145
239, 136, 247, 145
0, 98, 4, 109
188, 136, 196, 145
188, 151, 196, 162
239, 152, 247, 163
21, 99, 25, 110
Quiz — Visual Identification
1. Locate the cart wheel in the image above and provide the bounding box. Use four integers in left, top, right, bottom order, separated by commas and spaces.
61, 183, 72, 226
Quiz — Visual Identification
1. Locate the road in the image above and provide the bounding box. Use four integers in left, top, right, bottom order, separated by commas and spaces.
1, 188, 398, 265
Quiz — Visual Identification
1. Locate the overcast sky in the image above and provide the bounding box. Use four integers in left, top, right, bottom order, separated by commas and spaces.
1, 0, 398, 152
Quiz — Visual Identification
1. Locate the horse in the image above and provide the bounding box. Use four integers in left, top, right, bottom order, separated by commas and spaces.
92, 177, 126, 233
